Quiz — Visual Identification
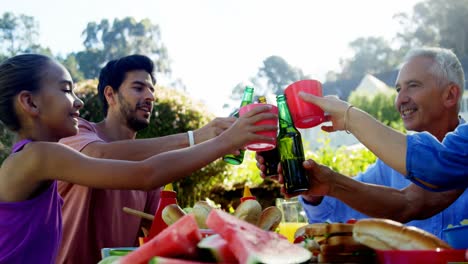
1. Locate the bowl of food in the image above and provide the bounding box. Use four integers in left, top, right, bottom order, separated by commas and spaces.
442, 224, 468, 249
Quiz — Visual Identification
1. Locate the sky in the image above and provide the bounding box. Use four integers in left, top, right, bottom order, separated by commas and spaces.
2, 0, 421, 116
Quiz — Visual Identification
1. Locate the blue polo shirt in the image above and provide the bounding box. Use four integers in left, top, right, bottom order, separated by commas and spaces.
406, 123, 468, 191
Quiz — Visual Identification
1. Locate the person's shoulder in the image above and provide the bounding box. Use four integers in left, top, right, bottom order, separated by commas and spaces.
77, 117, 98, 132
457, 116, 466, 125
19, 141, 70, 156
455, 122, 468, 133
3, 142, 67, 170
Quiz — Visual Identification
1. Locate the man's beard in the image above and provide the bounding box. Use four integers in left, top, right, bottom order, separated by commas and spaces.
118, 94, 150, 132
126, 114, 149, 131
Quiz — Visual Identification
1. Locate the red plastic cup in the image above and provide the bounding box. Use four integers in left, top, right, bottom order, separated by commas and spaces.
284, 79, 325, 128
239, 103, 278, 152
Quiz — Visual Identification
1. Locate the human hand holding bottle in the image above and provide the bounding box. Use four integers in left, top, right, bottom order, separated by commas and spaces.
277, 159, 335, 200
253, 95, 281, 178
223, 86, 255, 165
257, 156, 327, 205
255, 152, 280, 179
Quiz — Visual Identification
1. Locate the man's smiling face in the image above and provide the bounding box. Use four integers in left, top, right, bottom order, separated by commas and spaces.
394, 56, 447, 132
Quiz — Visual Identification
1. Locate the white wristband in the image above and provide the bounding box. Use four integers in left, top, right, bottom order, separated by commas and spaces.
187, 130, 195, 146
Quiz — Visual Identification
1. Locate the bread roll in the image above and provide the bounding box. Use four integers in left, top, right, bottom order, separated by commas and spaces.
161, 204, 186, 225
257, 206, 282, 231
233, 199, 262, 225
193, 201, 213, 229
353, 218, 451, 250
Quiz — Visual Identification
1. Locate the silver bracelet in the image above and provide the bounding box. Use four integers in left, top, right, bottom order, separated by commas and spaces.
187, 130, 195, 146
344, 105, 354, 134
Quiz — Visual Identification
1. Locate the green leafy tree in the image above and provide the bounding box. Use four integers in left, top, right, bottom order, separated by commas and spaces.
349, 90, 404, 131
0, 12, 51, 60
394, 0, 468, 58
58, 54, 85, 82
226, 82, 249, 104
75, 17, 171, 79
329, 0, 468, 84
254, 55, 308, 95
227, 55, 307, 111
337, 37, 399, 80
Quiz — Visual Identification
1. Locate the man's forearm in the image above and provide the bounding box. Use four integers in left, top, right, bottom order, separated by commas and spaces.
328, 172, 411, 222
83, 133, 191, 161
347, 107, 408, 175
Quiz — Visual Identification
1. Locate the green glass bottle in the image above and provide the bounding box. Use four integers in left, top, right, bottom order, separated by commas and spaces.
223, 86, 255, 165
276, 94, 310, 194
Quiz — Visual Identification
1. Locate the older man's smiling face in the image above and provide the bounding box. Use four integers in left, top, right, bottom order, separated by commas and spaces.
394, 56, 448, 132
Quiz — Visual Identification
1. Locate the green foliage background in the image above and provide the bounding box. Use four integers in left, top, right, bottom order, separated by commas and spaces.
305, 135, 377, 176
0, 125, 14, 162
349, 91, 405, 132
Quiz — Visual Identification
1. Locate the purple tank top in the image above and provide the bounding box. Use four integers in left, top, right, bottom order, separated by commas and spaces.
0, 140, 63, 264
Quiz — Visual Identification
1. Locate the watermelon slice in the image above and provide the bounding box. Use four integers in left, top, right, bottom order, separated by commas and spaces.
206, 209, 312, 264
120, 214, 202, 264
197, 234, 239, 263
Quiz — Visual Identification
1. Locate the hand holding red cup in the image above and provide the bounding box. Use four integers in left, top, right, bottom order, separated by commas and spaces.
239, 103, 278, 151
284, 79, 325, 129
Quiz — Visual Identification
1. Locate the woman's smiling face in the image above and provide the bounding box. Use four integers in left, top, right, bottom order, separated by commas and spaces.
34, 60, 84, 141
